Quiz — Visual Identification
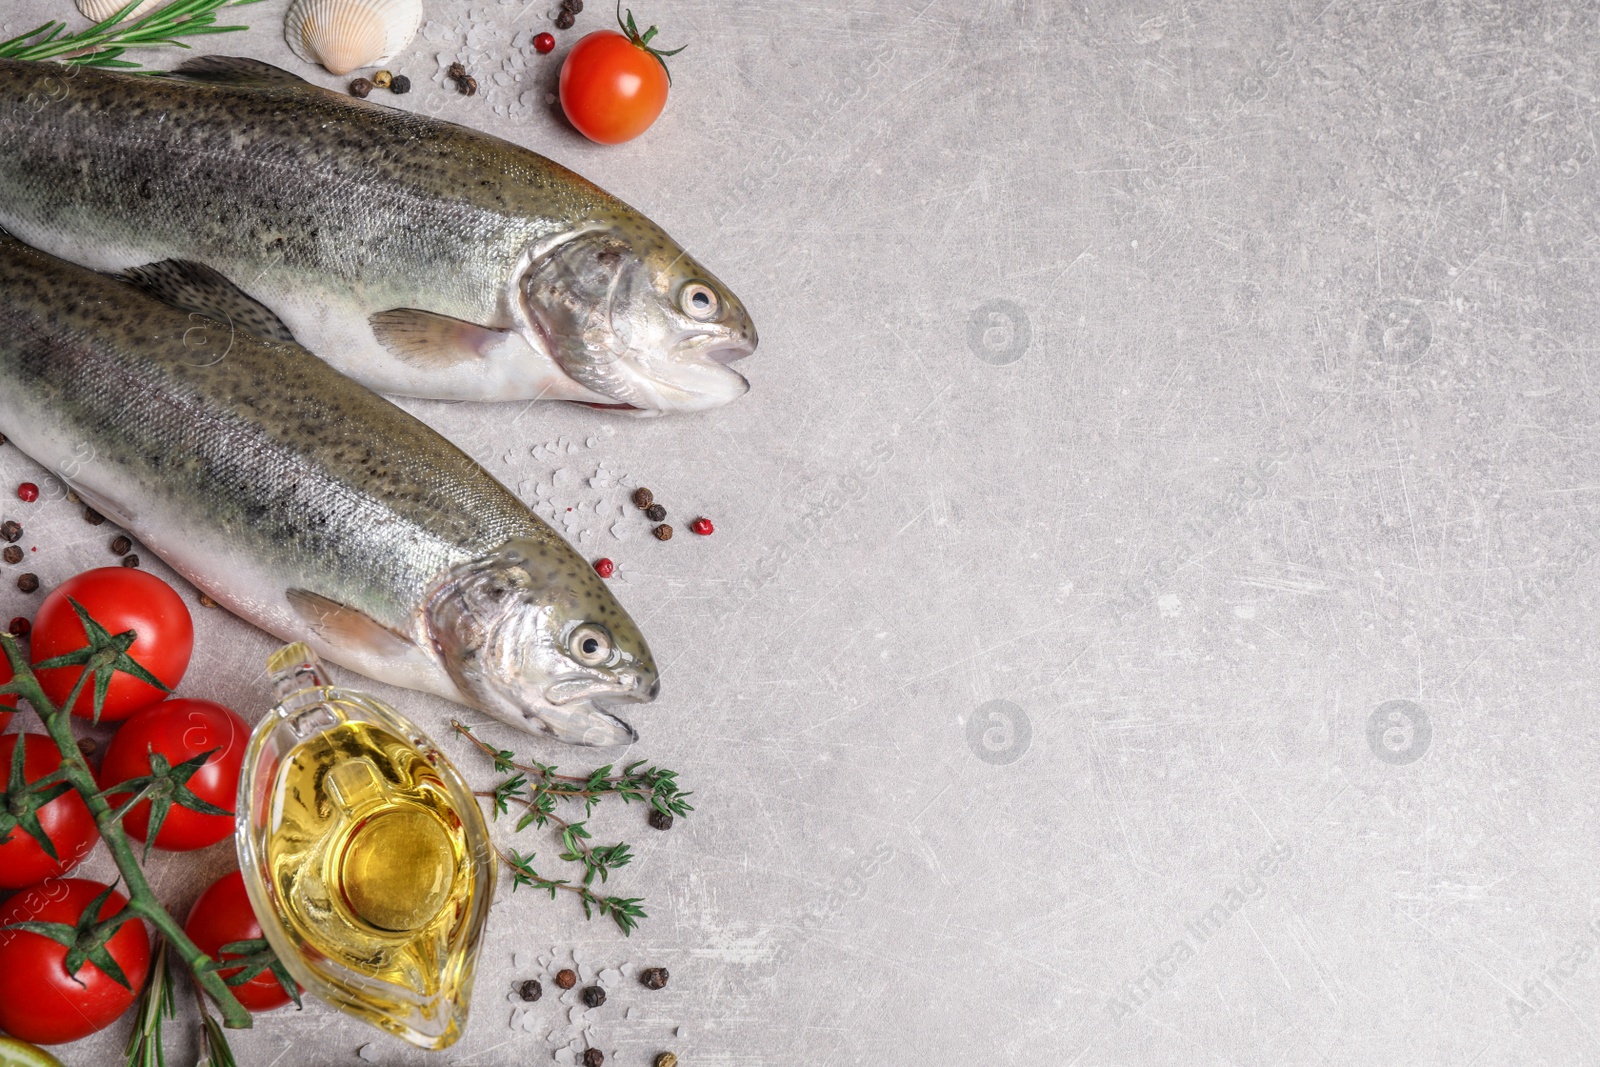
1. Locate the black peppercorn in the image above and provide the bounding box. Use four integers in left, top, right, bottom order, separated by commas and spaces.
110, 535, 132, 556
448, 62, 466, 80
16, 573, 38, 594
639, 967, 669, 989
582, 1050, 604, 1067
580, 985, 605, 1008
349, 78, 374, 98
0, 520, 20, 543
562, 0, 584, 12
644, 503, 666, 522
554, 9, 575, 28
2, 546, 20, 565
648, 809, 673, 831
518, 978, 543, 1002
84, 507, 105, 525
0, 433, 6, 447
632, 487, 654, 509
458, 75, 478, 95
121, 554, 140, 569
652, 524, 673, 541
390, 74, 411, 94
77, 737, 96, 758
554, 968, 577, 990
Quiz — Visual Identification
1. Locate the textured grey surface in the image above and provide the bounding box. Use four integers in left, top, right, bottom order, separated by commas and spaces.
1, 0, 1597, 1063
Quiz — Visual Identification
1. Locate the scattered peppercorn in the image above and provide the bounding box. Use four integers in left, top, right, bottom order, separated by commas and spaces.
580, 985, 606, 1008
16, 574, 38, 595
648, 809, 674, 831
8, 617, 28, 638
690, 517, 714, 536
655, 1054, 678, 1067
652, 524, 673, 541
0, 433, 6, 447
632, 487, 654, 509
390, 74, 411, 94
554, 9, 575, 29
349, 77, 374, 98
639, 967, 669, 989
83, 507, 105, 526
1, 521, 20, 543
562, 0, 584, 13
554, 968, 577, 990
594, 558, 615, 579
582, 1051, 604, 1067
372, 70, 393, 88
645, 503, 666, 522
2, 546, 20, 565
518, 978, 543, 1002
16, 483, 38, 503
198, 593, 218, 609
77, 737, 96, 758
534, 31, 555, 53
66, 490, 80, 505
110, 535, 132, 556
448, 62, 466, 79
121, 554, 140, 569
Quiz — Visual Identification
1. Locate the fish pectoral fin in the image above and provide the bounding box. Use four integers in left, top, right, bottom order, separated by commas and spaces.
370, 308, 511, 369
167, 56, 311, 88
123, 260, 296, 346
286, 590, 417, 660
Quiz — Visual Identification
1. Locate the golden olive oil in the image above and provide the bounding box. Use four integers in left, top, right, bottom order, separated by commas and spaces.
237, 644, 494, 1049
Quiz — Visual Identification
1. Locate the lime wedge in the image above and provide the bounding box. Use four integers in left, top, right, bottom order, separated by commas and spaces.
0, 1038, 63, 1067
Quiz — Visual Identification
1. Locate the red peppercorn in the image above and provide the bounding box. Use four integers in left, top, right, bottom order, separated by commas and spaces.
593, 558, 614, 578
690, 517, 714, 536
7, 617, 28, 638
16, 483, 38, 503
534, 32, 555, 53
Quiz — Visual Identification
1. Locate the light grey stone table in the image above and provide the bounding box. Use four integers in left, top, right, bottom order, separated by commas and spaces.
1, 0, 1595, 1063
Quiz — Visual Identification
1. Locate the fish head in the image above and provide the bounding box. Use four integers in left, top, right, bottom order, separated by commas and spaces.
428, 539, 659, 745
521, 224, 758, 415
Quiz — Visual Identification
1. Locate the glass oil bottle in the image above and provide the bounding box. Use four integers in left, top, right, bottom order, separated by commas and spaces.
236, 643, 494, 1049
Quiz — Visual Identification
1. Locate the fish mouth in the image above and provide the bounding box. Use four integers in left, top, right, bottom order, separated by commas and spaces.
538, 675, 656, 746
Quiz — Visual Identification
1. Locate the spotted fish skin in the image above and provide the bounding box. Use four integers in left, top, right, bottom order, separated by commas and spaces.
0, 236, 657, 745
0, 56, 757, 413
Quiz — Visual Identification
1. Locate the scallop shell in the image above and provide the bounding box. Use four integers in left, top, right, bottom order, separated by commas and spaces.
76, 0, 162, 21
283, 0, 423, 77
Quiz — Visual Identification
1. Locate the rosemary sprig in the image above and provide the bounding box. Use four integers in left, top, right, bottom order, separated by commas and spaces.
0, 0, 262, 69
498, 845, 648, 936
125, 939, 174, 1067
454, 720, 688, 933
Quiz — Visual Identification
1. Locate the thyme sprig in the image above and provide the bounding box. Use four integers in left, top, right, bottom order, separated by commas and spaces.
453, 720, 689, 934
0, 0, 262, 69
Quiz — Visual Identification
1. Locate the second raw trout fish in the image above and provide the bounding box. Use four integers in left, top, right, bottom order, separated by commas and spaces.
0, 235, 658, 746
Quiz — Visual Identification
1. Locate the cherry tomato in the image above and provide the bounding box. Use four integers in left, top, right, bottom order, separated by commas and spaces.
559, 20, 680, 144
0, 652, 15, 733
30, 568, 193, 722
100, 698, 246, 851
185, 871, 298, 1012
0, 879, 150, 1045
0, 734, 97, 888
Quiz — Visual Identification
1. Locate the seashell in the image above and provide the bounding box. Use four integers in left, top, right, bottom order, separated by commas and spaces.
76, 0, 162, 21
284, 0, 424, 77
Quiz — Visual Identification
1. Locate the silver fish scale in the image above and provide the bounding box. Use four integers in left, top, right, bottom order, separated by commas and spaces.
0, 237, 556, 630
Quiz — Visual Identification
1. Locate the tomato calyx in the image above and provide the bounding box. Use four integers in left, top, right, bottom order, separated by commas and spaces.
32, 596, 171, 723
616, 2, 685, 83
203, 938, 303, 1008
0, 880, 139, 990
99, 746, 231, 859
0, 737, 73, 860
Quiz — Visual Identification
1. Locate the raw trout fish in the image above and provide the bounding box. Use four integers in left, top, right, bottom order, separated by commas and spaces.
0, 56, 757, 415
0, 236, 657, 746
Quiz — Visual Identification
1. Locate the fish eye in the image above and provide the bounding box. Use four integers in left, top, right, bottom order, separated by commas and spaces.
680, 282, 719, 321
569, 623, 614, 667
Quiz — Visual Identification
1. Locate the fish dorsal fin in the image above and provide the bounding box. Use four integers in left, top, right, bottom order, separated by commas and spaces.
168, 56, 310, 88
123, 260, 296, 346
286, 590, 417, 660
370, 308, 509, 368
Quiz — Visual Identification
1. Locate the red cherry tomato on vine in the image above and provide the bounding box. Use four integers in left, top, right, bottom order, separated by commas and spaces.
100, 698, 247, 851
185, 871, 299, 1012
0, 879, 150, 1045
0, 734, 97, 888
30, 568, 193, 722
559, 13, 683, 144
0, 652, 15, 732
